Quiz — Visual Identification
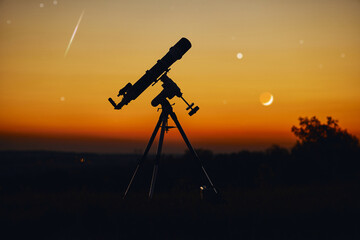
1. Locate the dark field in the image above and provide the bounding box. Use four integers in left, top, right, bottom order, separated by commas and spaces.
1, 150, 359, 239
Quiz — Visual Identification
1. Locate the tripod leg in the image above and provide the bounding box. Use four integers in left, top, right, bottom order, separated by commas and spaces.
123, 112, 164, 199
169, 111, 218, 194
149, 114, 167, 199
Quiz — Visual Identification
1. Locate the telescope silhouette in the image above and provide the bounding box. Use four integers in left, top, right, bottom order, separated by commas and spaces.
109, 38, 219, 199
108, 38, 192, 110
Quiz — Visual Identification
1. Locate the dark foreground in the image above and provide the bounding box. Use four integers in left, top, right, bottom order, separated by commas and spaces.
1, 151, 359, 239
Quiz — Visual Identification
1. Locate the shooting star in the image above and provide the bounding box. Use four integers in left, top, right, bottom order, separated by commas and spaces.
64, 10, 85, 58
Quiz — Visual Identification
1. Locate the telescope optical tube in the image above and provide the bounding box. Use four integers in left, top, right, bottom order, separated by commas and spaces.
113, 38, 191, 109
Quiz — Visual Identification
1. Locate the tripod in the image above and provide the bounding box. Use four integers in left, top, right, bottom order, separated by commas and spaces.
123, 99, 218, 199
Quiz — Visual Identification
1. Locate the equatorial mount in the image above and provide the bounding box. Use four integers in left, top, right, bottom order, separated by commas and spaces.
151, 71, 199, 116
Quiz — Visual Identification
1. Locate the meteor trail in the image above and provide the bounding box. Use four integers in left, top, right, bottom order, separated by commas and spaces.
64, 10, 85, 57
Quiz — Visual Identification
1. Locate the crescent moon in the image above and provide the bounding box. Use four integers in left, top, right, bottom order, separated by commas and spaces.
262, 94, 273, 106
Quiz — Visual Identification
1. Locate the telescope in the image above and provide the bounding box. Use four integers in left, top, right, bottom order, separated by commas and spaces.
109, 38, 218, 199
108, 37, 198, 115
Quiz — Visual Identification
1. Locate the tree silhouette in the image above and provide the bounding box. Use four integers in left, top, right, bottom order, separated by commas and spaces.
291, 116, 359, 181
292, 116, 358, 151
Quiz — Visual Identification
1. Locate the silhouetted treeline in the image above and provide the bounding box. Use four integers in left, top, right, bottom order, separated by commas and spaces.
1, 117, 359, 195
1, 116, 359, 239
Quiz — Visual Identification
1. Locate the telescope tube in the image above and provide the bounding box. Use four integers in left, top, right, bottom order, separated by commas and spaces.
113, 38, 191, 109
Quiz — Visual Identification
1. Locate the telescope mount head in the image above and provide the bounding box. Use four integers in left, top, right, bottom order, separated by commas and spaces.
151, 73, 199, 116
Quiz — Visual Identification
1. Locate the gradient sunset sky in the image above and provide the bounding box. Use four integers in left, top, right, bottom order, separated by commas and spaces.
0, 0, 359, 153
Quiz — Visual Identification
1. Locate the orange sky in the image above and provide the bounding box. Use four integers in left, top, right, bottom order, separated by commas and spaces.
0, 0, 359, 153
